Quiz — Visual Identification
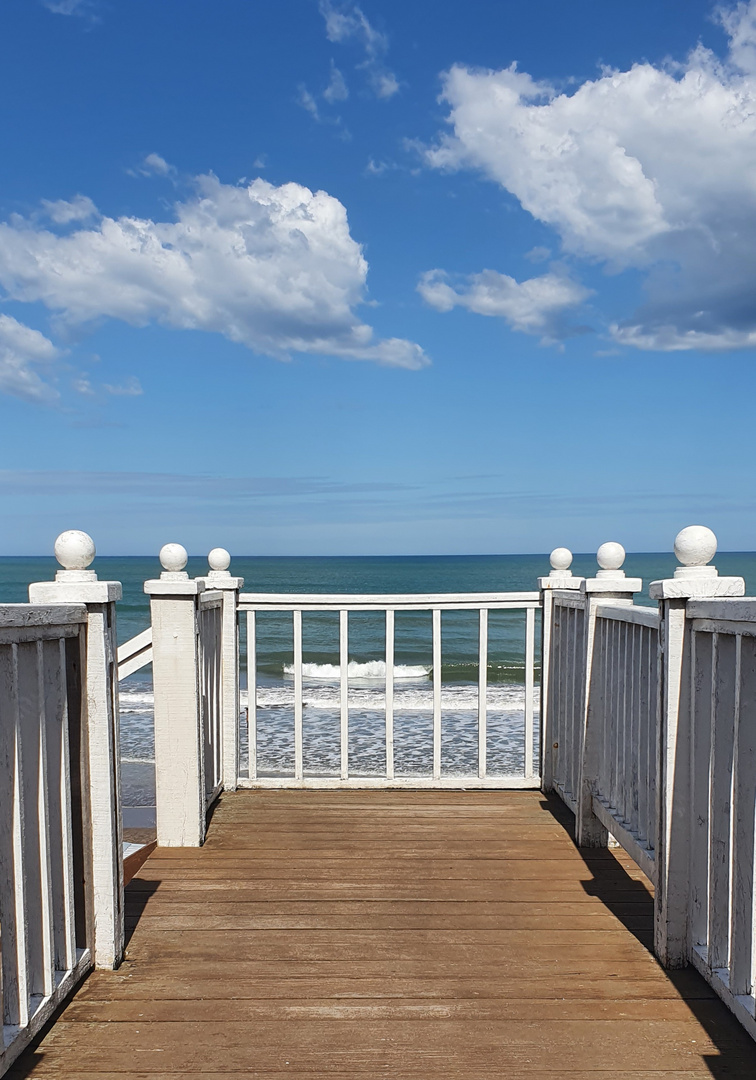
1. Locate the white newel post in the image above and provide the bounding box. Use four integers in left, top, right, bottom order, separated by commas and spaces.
576, 543, 642, 848
145, 544, 207, 847
199, 548, 243, 791
649, 525, 744, 968
28, 530, 124, 969
539, 547, 582, 793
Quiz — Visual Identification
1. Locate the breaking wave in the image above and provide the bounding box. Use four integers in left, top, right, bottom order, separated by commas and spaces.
283, 660, 428, 681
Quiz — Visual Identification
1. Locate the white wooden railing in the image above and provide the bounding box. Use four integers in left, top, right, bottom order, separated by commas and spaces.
684, 599, 756, 1038
582, 604, 660, 881
543, 591, 586, 811
237, 591, 540, 789
198, 591, 223, 807
117, 627, 152, 682
0, 604, 92, 1074
541, 527, 756, 1042
10, 523, 756, 1069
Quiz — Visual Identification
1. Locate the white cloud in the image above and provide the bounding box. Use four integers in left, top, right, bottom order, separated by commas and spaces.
129, 152, 176, 179
424, 0, 756, 351
142, 152, 173, 177
418, 269, 592, 341
0, 175, 428, 370
323, 61, 349, 103
0, 315, 60, 404
42, 0, 92, 15
297, 85, 322, 120
41, 195, 99, 224
319, 1, 399, 99
103, 376, 143, 396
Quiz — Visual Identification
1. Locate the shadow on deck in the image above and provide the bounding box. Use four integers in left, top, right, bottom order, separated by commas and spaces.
9, 789, 756, 1078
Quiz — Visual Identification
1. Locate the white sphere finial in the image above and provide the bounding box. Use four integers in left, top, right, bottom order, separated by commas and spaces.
674, 525, 717, 567
159, 542, 188, 574
550, 547, 573, 573
596, 541, 626, 573
55, 530, 96, 571
673, 525, 718, 578
208, 547, 231, 572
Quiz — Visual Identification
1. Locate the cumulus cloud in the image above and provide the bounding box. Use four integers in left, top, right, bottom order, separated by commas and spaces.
0, 315, 60, 404
319, 1, 399, 99
424, 0, 756, 351
41, 195, 99, 224
418, 269, 593, 342
0, 175, 428, 370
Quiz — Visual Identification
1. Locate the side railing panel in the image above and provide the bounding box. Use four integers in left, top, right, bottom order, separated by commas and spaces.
238, 591, 541, 789
0, 606, 92, 1076
199, 592, 223, 808
684, 604, 756, 1041
584, 604, 660, 881
547, 593, 586, 812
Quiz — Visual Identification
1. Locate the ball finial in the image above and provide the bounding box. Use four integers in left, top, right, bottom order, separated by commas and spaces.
674, 525, 717, 568
597, 541, 626, 572
159, 543, 188, 574
550, 547, 573, 573
55, 530, 96, 571
208, 547, 231, 572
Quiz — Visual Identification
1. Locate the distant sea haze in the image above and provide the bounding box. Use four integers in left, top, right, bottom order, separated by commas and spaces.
4, 551, 755, 814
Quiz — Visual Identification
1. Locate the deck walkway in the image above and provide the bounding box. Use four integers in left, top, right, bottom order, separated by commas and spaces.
9, 790, 756, 1078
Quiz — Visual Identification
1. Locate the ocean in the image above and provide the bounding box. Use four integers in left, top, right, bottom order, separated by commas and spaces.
4, 550, 755, 823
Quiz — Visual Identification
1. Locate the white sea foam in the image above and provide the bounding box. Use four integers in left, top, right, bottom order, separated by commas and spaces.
119, 678, 539, 714
283, 660, 429, 681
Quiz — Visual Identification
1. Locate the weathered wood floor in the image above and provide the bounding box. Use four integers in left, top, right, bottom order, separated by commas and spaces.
9, 789, 756, 1078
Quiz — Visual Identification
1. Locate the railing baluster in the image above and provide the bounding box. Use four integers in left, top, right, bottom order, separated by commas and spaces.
432, 608, 441, 779
246, 611, 257, 781
18, 640, 55, 1001
293, 610, 303, 781
628, 624, 639, 833
44, 638, 76, 975
525, 606, 535, 779
708, 632, 737, 971
637, 627, 649, 842
385, 610, 394, 780
478, 608, 488, 779
730, 633, 756, 996
340, 609, 348, 781
0, 642, 29, 1029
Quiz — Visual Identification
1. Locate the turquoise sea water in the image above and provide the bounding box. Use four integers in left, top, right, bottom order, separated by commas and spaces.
4, 552, 756, 819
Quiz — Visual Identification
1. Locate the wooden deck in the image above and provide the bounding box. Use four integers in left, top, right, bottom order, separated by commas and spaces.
9, 789, 756, 1078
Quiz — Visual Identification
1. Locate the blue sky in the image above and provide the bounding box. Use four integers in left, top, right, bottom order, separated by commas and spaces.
1, 0, 755, 556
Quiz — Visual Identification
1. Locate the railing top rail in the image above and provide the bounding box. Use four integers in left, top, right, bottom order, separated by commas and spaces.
238, 590, 541, 612
594, 603, 660, 629
199, 590, 223, 608
0, 602, 87, 628
117, 626, 152, 663
551, 591, 586, 608
687, 597, 756, 623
